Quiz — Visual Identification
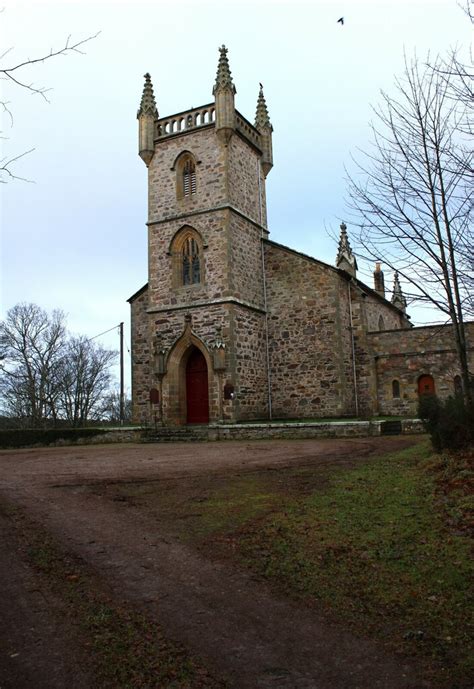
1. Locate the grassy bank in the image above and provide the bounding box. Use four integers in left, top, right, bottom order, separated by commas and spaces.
141, 441, 472, 687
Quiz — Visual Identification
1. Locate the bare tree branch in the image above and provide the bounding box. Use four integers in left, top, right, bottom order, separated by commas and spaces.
0, 26, 99, 182
346, 53, 473, 402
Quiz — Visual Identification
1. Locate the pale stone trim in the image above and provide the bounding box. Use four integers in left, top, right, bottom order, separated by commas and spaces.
147, 204, 270, 234
146, 297, 266, 315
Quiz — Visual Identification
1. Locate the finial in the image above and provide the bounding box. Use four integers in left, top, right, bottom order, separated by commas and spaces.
255, 83, 273, 131
336, 222, 357, 276
137, 72, 158, 119
391, 271, 407, 311
213, 45, 236, 95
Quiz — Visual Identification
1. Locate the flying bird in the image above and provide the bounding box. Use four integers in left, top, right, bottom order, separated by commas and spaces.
337, 17, 344, 25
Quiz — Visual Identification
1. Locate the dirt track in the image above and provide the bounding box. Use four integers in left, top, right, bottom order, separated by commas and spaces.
0, 437, 432, 689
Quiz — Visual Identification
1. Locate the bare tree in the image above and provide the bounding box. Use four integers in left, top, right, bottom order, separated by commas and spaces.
1, 27, 99, 182
346, 53, 473, 402
102, 389, 133, 425
0, 303, 67, 424
0, 303, 117, 427
56, 336, 116, 426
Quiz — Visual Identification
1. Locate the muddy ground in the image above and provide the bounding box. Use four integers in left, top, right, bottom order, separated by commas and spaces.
0, 436, 434, 689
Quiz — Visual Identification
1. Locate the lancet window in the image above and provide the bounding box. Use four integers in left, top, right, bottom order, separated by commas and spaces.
182, 236, 201, 285
176, 153, 197, 199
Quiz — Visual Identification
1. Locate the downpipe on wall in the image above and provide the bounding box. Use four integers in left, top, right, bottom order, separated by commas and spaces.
257, 158, 273, 420
348, 279, 359, 417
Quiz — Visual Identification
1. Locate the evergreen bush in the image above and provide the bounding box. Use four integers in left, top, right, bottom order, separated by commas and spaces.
418, 394, 474, 451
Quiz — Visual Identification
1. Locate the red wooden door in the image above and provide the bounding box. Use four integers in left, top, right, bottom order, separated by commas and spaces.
418, 375, 435, 396
186, 349, 209, 423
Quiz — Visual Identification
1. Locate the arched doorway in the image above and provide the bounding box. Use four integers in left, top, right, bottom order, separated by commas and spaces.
186, 348, 209, 423
418, 374, 435, 396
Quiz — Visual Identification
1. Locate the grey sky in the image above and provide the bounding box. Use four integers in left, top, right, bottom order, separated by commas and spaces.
1, 0, 471, 386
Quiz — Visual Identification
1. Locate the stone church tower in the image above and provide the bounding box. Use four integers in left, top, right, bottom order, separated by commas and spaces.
129, 46, 471, 425
129, 46, 274, 424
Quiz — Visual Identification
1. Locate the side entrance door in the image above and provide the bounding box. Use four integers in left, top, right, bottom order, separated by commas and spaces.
186, 348, 209, 424
418, 374, 435, 396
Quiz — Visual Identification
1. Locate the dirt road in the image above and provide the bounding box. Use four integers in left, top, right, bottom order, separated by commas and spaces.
0, 437, 431, 689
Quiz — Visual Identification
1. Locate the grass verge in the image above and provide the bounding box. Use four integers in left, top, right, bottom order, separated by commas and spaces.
148, 441, 472, 688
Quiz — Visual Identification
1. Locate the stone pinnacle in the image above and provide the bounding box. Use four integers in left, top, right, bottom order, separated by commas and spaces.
137, 72, 158, 119
213, 45, 236, 95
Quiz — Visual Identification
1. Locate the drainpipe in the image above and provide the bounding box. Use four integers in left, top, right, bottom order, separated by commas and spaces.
347, 279, 359, 417
257, 157, 273, 420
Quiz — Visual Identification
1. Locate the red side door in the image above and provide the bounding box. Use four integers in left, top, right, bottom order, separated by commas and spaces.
418, 375, 435, 396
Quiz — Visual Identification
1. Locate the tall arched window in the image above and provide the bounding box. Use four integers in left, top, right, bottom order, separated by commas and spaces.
170, 226, 204, 288
182, 236, 200, 285
175, 153, 197, 199
378, 315, 385, 331
392, 379, 400, 398
182, 158, 196, 197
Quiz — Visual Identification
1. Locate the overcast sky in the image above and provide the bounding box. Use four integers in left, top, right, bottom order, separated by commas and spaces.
1, 0, 471, 387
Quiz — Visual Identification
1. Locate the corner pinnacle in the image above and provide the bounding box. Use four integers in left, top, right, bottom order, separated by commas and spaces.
213, 45, 236, 95
137, 72, 158, 119
255, 83, 273, 131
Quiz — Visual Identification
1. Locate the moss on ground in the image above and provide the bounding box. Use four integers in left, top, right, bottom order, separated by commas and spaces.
153, 442, 473, 688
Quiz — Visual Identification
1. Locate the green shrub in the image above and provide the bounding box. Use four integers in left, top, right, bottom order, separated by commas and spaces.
0, 428, 108, 449
418, 394, 474, 451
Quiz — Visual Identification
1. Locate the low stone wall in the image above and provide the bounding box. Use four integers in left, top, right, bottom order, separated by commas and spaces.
207, 420, 425, 441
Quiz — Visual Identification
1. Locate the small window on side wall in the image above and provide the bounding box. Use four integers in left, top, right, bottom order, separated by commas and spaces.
453, 375, 462, 396
392, 379, 400, 398
378, 315, 385, 331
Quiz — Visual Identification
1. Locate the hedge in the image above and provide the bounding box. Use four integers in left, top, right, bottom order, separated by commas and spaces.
0, 428, 108, 449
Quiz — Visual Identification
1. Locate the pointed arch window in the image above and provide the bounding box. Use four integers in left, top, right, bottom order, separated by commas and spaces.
176, 153, 197, 199
392, 379, 400, 398
378, 315, 385, 331
170, 226, 205, 289
182, 236, 201, 285
183, 159, 197, 197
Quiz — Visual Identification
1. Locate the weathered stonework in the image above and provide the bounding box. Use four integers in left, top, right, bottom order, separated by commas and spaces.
129, 49, 472, 427
366, 324, 474, 416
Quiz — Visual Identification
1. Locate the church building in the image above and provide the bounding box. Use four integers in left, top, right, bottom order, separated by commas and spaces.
128, 47, 473, 426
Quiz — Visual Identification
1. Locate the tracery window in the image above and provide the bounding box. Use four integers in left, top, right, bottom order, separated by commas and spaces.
170, 226, 204, 289
182, 236, 201, 285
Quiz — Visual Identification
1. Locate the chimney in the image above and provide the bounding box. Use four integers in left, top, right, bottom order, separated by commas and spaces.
373, 262, 385, 298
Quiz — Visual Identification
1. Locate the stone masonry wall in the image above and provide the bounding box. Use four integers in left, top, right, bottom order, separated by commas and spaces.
130, 287, 151, 423
147, 209, 230, 309
228, 134, 267, 227
349, 284, 409, 416
229, 304, 268, 420
133, 301, 268, 425
148, 127, 226, 224
228, 212, 265, 308
264, 242, 351, 418
368, 322, 474, 415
